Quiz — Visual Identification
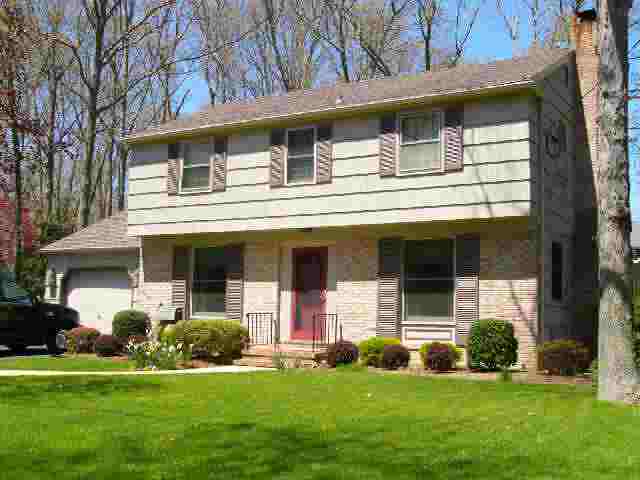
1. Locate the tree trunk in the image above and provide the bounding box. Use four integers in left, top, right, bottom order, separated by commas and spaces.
597, 0, 639, 402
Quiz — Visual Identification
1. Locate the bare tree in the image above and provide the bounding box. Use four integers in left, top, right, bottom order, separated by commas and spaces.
596, 0, 639, 403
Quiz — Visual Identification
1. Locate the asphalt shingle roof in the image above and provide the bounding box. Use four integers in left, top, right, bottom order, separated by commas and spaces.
40, 211, 139, 254
125, 48, 571, 143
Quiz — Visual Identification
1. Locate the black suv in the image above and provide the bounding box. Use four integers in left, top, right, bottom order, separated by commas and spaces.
0, 270, 79, 354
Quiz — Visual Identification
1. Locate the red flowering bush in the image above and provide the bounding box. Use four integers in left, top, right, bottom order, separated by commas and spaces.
65, 327, 100, 354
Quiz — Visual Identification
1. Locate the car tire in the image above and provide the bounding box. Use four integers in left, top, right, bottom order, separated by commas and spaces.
8, 344, 28, 355
46, 330, 66, 356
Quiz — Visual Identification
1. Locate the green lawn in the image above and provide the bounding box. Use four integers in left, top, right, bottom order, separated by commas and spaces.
0, 354, 133, 371
0, 369, 638, 479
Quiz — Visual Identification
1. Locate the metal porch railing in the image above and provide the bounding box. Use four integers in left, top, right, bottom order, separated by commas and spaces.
246, 312, 279, 346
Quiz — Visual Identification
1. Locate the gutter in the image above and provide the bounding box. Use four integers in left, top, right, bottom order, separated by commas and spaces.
122, 80, 536, 145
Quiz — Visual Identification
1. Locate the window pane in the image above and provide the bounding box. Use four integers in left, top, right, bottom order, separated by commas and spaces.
400, 142, 441, 171
194, 248, 227, 282
406, 240, 453, 278
287, 155, 314, 183
193, 247, 226, 316
183, 142, 210, 166
192, 281, 225, 316
402, 115, 439, 143
182, 166, 210, 189
288, 129, 314, 157
405, 279, 453, 323
552, 242, 563, 301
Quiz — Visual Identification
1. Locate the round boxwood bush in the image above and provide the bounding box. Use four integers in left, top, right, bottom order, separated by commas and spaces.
380, 344, 410, 370
327, 341, 359, 368
65, 326, 100, 354
358, 337, 401, 367
539, 339, 591, 376
94, 335, 122, 357
468, 319, 518, 371
423, 342, 458, 371
419, 342, 462, 369
112, 310, 150, 340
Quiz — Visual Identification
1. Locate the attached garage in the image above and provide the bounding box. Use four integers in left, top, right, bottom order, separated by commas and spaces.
41, 212, 140, 334
66, 269, 132, 334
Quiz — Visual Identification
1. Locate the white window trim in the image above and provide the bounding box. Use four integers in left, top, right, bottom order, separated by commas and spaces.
401, 237, 456, 326
179, 140, 212, 194
285, 126, 317, 186
190, 246, 227, 319
397, 110, 445, 176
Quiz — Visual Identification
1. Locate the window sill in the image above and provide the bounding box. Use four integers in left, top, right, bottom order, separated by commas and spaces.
396, 168, 446, 178
283, 180, 317, 188
178, 187, 212, 196
401, 320, 456, 326
191, 314, 227, 319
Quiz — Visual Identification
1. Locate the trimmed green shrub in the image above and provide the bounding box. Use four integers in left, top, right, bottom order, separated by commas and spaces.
327, 341, 359, 368
65, 327, 100, 354
94, 335, 122, 357
171, 319, 249, 364
423, 342, 458, 371
633, 295, 640, 368
358, 337, 401, 367
112, 310, 150, 340
468, 319, 518, 371
419, 342, 462, 369
380, 344, 410, 370
539, 339, 591, 376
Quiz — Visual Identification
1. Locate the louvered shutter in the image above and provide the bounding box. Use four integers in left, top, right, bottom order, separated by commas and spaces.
379, 115, 398, 177
212, 137, 228, 191
167, 143, 180, 195
172, 246, 190, 319
454, 236, 480, 345
316, 124, 333, 184
225, 244, 244, 321
444, 108, 464, 171
377, 238, 403, 338
270, 129, 286, 187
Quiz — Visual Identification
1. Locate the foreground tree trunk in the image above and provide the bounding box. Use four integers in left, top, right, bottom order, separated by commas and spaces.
597, 0, 639, 403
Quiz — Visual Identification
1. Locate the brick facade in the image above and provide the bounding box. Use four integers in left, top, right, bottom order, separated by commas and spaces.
134, 232, 538, 367
479, 234, 538, 368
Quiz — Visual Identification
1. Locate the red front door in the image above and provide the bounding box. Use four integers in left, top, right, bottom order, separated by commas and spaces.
291, 247, 327, 340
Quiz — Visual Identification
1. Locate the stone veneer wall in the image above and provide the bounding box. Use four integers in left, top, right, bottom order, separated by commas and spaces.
479, 234, 538, 368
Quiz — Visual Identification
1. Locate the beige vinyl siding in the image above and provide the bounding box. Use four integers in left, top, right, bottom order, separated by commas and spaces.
128, 96, 534, 236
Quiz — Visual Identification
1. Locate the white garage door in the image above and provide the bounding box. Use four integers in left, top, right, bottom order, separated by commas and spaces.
66, 269, 131, 334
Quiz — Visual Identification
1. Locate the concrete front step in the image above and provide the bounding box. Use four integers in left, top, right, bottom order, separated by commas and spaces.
235, 344, 324, 368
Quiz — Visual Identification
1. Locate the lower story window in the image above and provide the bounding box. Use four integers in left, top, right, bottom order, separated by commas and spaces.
551, 241, 564, 301
404, 239, 454, 323
192, 247, 226, 317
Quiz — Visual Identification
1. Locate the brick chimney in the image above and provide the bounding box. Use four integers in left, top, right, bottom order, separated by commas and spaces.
570, 8, 600, 346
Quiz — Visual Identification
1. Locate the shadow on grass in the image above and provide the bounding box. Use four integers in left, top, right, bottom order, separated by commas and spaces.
0, 376, 164, 401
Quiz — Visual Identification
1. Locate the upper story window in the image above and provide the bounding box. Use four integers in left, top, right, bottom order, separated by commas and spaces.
181, 140, 211, 190
399, 111, 443, 173
286, 127, 315, 184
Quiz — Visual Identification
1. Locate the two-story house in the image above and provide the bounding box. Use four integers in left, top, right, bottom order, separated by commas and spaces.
43, 10, 600, 367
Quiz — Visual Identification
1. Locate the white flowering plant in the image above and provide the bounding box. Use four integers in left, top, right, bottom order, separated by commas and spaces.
126, 338, 192, 370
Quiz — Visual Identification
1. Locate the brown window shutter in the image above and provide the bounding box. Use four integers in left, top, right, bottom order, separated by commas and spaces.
454, 235, 479, 346
172, 246, 191, 320
316, 123, 333, 184
379, 115, 398, 177
270, 129, 285, 187
212, 137, 228, 192
444, 108, 463, 171
377, 237, 403, 338
167, 143, 180, 195
225, 244, 244, 321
